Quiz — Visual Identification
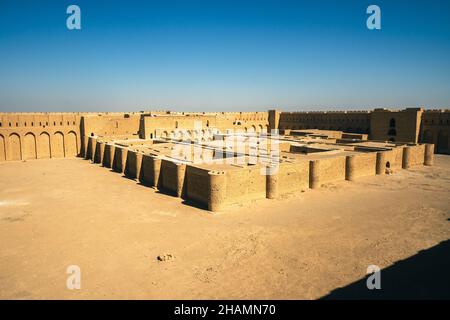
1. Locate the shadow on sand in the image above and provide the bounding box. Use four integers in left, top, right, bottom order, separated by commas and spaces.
321, 239, 450, 299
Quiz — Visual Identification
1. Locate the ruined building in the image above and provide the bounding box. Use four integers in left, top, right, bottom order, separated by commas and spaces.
0, 108, 448, 211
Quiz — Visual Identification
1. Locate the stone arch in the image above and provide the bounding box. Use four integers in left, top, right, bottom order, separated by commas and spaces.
258, 124, 263, 133
39, 132, 51, 158
52, 131, 65, 158
65, 131, 78, 157
437, 130, 448, 153
23, 132, 37, 160
422, 129, 433, 144
8, 133, 21, 160
0, 134, 5, 161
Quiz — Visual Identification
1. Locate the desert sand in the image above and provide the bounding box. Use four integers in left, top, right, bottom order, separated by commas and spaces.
0, 156, 449, 299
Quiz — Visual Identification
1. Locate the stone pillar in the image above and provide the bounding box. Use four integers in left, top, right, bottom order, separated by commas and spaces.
151, 157, 162, 188
376, 151, 386, 175
424, 144, 434, 166
402, 146, 411, 169
208, 171, 227, 212
265, 165, 279, 199
345, 155, 356, 181
175, 163, 186, 197
309, 160, 320, 189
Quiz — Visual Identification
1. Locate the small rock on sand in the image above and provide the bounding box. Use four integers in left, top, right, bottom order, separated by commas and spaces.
157, 253, 174, 262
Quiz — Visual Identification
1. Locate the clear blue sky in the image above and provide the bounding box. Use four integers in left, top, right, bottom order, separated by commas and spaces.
1, 0, 449, 112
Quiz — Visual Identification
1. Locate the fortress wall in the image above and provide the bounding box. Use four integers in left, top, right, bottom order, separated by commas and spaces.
408, 144, 426, 166
279, 111, 370, 134
125, 150, 143, 180
93, 140, 105, 164
277, 161, 309, 194
139, 155, 158, 186
184, 165, 211, 207
112, 146, 128, 173
159, 160, 186, 197
81, 114, 141, 137
316, 156, 346, 185
346, 153, 377, 180
0, 127, 80, 161
382, 147, 403, 170
420, 110, 450, 154
102, 143, 115, 168
224, 166, 266, 205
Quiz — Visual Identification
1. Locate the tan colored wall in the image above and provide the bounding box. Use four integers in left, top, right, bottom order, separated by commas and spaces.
224, 166, 266, 206
316, 156, 346, 185
113, 146, 128, 173
159, 160, 186, 196
420, 110, 450, 154
279, 111, 370, 134
0, 128, 79, 161
125, 150, 143, 180
184, 165, 211, 207
370, 108, 422, 143
382, 147, 403, 170
139, 155, 161, 187
408, 144, 426, 166
277, 161, 309, 194
347, 153, 377, 179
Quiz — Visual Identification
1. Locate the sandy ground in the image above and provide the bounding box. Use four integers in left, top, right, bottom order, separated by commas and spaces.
0, 156, 449, 299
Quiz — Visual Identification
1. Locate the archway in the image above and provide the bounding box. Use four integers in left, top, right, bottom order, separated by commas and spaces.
65, 131, 78, 157
0, 135, 5, 161
39, 132, 51, 158
23, 133, 37, 160
52, 132, 65, 158
8, 133, 21, 160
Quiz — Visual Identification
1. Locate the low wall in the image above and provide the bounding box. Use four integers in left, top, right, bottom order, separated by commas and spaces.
346, 152, 377, 180
125, 150, 143, 180
159, 159, 186, 197
139, 155, 161, 187
102, 143, 115, 168
184, 165, 210, 208
113, 146, 127, 173
408, 144, 425, 167
314, 156, 346, 186
382, 147, 403, 170
277, 161, 309, 194
225, 166, 266, 206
